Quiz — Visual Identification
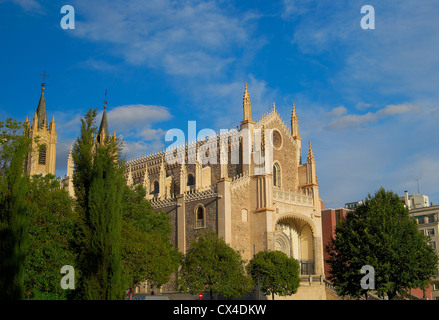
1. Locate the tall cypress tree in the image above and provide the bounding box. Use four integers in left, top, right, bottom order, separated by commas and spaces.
72, 109, 125, 300
0, 119, 31, 300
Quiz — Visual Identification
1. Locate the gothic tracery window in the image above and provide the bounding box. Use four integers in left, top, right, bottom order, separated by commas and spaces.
273, 162, 281, 187
195, 205, 205, 229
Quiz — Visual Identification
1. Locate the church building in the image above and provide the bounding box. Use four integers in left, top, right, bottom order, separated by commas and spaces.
124, 83, 326, 299
25, 80, 326, 299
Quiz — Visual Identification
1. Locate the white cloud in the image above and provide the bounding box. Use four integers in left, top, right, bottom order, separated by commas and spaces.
326, 103, 422, 130
282, 0, 311, 19
327, 112, 376, 130
121, 139, 165, 160
106, 104, 172, 132
77, 58, 120, 72
283, 1, 439, 103
73, 0, 255, 78
10, 0, 44, 13
326, 106, 347, 117
138, 128, 166, 141
354, 102, 372, 110
377, 103, 422, 116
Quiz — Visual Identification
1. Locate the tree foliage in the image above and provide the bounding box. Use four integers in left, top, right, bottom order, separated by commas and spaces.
0, 119, 31, 299
121, 185, 181, 295
24, 174, 77, 300
326, 187, 438, 300
178, 229, 253, 299
247, 250, 300, 300
72, 109, 125, 300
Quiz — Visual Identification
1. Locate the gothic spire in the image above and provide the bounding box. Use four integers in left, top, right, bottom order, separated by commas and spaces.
242, 82, 252, 122
97, 92, 109, 143
291, 102, 301, 140
292, 102, 298, 120
307, 141, 314, 161
35, 82, 48, 130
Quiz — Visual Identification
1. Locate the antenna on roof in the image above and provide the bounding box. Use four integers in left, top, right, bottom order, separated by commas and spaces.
416, 179, 420, 195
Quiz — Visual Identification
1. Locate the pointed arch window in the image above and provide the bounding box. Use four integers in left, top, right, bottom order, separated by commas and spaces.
38, 144, 47, 165
195, 205, 205, 229
273, 162, 281, 187
187, 174, 195, 186
153, 181, 159, 194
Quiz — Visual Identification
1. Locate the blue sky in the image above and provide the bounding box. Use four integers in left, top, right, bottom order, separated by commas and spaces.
1, 0, 439, 208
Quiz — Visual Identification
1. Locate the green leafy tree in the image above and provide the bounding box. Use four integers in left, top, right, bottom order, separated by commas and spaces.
121, 220, 181, 297
24, 174, 77, 300
0, 119, 31, 300
122, 184, 172, 242
72, 109, 125, 300
121, 185, 181, 297
247, 250, 300, 300
326, 187, 438, 300
178, 229, 253, 299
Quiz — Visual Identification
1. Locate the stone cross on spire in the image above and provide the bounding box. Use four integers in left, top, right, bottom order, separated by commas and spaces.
41, 71, 48, 90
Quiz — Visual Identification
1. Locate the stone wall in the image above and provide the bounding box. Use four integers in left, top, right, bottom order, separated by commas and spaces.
231, 175, 251, 262
184, 196, 218, 248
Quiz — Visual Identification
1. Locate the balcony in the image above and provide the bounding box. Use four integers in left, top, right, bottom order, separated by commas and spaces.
273, 188, 314, 207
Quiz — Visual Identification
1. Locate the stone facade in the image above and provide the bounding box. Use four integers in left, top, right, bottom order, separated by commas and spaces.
124, 83, 326, 299
32, 80, 326, 299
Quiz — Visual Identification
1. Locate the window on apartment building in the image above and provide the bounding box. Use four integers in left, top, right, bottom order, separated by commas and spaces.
433, 284, 439, 291
428, 214, 436, 223
427, 229, 435, 236
418, 217, 425, 224
431, 241, 436, 249
335, 210, 343, 227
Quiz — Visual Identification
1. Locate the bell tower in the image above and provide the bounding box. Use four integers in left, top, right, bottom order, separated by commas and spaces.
25, 74, 57, 176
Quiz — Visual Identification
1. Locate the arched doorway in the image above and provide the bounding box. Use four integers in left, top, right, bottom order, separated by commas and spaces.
274, 213, 317, 275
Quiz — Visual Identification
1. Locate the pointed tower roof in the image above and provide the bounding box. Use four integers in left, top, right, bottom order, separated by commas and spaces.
291, 102, 301, 140
97, 102, 109, 144
307, 141, 315, 161
36, 85, 48, 130
242, 82, 253, 123
292, 102, 298, 120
